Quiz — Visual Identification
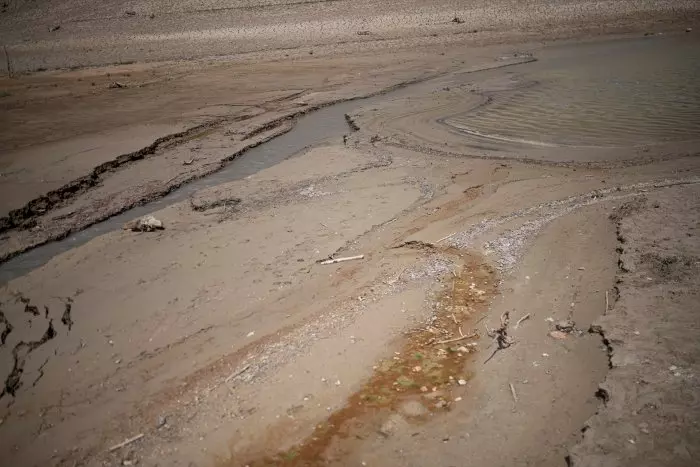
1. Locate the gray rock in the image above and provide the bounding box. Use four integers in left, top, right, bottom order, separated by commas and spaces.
124, 215, 164, 232
156, 415, 167, 428
556, 319, 575, 332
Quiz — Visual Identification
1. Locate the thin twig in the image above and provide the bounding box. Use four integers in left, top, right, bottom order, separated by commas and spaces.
108, 433, 144, 452
451, 314, 458, 325
319, 255, 364, 265
164, 173, 183, 185
225, 364, 251, 383
3, 45, 12, 78
509, 382, 518, 404
435, 332, 477, 345
436, 231, 458, 243
605, 291, 609, 315
514, 313, 531, 329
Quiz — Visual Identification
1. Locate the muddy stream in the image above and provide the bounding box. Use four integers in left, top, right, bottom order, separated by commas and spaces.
1, 35, 698, 284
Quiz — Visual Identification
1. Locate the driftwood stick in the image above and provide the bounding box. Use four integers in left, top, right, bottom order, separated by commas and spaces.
605, 291, 609, 315
509, 382, 518, 403
225, 364, 251, 383
436, 231, 458, 243
319, 255, 364, 265
514, 313, 531, 329
108, 433, 145, 452
435, 332, 477, 345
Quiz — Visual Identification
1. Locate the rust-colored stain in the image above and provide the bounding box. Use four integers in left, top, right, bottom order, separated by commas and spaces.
239, 255, 496, 466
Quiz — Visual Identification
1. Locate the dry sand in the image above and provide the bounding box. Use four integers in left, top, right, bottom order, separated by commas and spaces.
1, 1, 700, 466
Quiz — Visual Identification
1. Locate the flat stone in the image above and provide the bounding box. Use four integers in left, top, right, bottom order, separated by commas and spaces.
399, 400, 428, 417
378, 413, 408, 437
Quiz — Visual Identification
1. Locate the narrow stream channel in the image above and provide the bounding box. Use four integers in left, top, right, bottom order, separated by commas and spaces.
0, 76, 425, 284
1, 35, 698, 284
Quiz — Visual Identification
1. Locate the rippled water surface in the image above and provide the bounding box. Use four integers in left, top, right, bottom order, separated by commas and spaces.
446, 37, 700, 147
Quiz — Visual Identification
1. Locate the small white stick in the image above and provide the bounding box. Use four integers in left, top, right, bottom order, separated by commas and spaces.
605, 291, 609, 315
108, 433, 144, 452
509, 383, 518, 403
435, 332, 478, 345
436, 231, 458, 244
320, 255, 364, 265
514, 313, 531, 329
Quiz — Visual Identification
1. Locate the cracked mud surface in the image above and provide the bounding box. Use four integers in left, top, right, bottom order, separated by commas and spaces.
0, 3, 700, 467
570, 189, 700, 466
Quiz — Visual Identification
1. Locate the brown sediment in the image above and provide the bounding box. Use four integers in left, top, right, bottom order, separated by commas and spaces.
240, 253, 497, 466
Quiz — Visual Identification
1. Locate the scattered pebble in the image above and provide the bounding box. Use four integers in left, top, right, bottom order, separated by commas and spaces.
542, 353, 550, 357
246, 331, 255, 338
556, 320, 575, 332
454, 397, 462, 402
156, 415, 167, 428
335, 380, 341, 386
457, 379, 467, 386
549, 330, 568, 340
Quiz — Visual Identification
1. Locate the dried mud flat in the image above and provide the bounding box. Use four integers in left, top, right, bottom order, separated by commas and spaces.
1, 2, 700, 467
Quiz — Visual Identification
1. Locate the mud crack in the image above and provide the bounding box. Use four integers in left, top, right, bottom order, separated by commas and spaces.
61, 297, 74, 331
2, 319, 57, 399
0, 309, 13, 345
